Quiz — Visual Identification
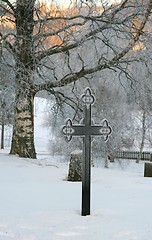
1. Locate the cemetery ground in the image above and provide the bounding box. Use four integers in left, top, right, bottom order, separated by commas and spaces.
0, 150, 152, 240
0, 97, 152, 240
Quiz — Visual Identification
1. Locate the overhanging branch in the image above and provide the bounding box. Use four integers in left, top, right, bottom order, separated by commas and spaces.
2, 0, 15, 12
34, 20, 86, 41
36, 23, 111, 61
34, 0, 151, 92
36, 0, 151, 61
0, 32, 16, 54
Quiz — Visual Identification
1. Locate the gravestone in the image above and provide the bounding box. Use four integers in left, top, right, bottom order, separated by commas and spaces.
68, 150, 94, 181
108, 154, 115, 163
68, 150, 83, 181
144, 162, 152, 177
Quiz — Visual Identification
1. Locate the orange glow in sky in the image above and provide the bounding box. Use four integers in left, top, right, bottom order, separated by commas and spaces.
40, 0, 122, 8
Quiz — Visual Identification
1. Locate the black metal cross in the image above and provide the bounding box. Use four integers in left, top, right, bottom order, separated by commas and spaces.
62, 88, 112, 216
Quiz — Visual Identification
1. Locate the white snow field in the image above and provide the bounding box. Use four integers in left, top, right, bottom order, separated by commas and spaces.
0, 97, 152, 239
0, 151, 152, 240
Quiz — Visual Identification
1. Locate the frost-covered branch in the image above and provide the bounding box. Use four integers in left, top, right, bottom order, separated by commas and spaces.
34, 20, 86, 41
35, 0, 152, 91
2, 0, 15, 12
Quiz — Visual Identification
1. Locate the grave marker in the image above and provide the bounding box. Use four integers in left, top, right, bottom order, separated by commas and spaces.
62, 88, 112, 216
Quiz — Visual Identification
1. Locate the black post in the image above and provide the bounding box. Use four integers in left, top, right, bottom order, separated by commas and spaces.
82, 135, 91, 216
82, 103, 92, 216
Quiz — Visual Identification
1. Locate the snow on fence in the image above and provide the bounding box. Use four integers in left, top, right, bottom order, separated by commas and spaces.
114, 151, 151, 161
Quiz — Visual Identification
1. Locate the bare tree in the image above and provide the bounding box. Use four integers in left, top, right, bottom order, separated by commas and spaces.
0, 58, 14, 149
1, 0, 151, 158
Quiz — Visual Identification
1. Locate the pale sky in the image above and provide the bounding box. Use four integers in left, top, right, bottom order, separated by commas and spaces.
41, 0, 121, 8
9, 0, 121, 8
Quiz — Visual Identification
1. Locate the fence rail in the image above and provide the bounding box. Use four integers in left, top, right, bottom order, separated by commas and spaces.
114, 151, 151, 161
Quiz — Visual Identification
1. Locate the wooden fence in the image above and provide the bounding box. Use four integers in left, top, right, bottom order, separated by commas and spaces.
114, 151, 151, 161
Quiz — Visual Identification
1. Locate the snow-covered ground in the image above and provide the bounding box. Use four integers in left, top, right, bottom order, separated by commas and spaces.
0, 97, 152, 240
0, 150, 152, 240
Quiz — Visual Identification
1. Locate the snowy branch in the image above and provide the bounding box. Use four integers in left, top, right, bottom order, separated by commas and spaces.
0, 32, 16, 54
34, 20, 86, 41
2, 0, 15, 12
34, 0, 152, 92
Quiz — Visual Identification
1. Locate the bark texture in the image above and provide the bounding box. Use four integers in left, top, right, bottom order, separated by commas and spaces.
10, 0, 36, 158
10, 91, 36, 158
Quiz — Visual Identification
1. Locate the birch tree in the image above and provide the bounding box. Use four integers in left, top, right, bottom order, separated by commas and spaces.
1, 0, 151, 158
0, 57, 14, 149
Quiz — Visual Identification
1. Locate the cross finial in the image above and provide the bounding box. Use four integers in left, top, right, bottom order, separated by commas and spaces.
81, 88, 95, 109
62, 119, 74, 142
100, 119, 112, 142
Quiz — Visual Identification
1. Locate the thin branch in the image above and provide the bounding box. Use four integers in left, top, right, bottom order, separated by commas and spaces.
34, 20, 86, 41
36, 23, 111, 61
34, 0, 152, 92
34, 15, 86, 25
36, 1, 147, 61
0, 32, 16, 54
0, 4, 14, 15
2, 0, 15, 12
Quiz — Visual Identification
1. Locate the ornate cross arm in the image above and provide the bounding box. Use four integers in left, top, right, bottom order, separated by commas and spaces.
62, 118, 112, 142
99, 119, 112, 141
62, 119, 74, 142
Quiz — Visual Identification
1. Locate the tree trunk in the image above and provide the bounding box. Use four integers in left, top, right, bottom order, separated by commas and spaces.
10, 89, 36, 158
136, 110, 146, 163
10, 0, 37, 158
